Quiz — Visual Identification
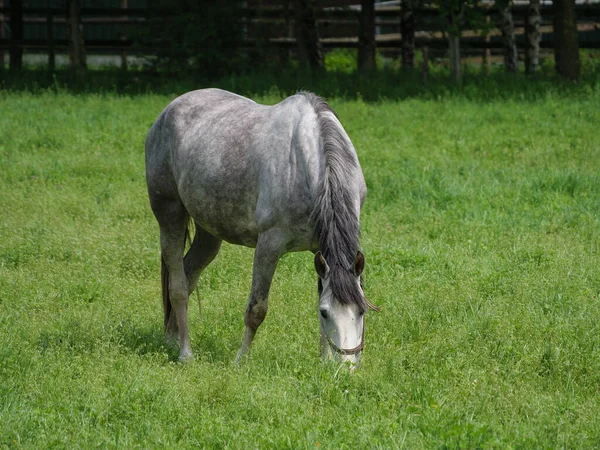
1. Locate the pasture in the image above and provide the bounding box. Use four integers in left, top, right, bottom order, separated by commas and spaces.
1, 85, 600, 448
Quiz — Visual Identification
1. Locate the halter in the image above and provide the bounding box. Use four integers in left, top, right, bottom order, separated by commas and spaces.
321, 277, 379, 356
326, 322, 365, 356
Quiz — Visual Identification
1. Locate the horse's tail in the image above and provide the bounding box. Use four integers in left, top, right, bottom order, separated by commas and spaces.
161, 222, 194, 329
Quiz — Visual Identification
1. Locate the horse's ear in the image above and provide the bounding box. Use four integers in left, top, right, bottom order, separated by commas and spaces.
354, 251, 365, 276
314, 252, 330, 279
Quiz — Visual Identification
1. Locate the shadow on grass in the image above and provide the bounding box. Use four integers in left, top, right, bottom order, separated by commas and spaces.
36, 318, 177, 361
35, 316, 235, 364
1, 64, 599, 103
114, 321, 236, 364
113, 321, 179, 360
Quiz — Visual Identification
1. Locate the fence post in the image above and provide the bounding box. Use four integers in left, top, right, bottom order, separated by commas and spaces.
358, 0, 376, 71
0, 0, 4, 71
401, 0, 415, 70
67, 0, 86, 82
292, 0, 324, 69
47, 10, 55, 74
120, 0, 127, 70
553, 0, 580, 80
9, 0, 23, 72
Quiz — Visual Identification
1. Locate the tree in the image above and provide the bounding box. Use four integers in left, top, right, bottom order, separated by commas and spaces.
67, 0, 86, 81
293, 0, 324, 69
9, 0, 23, 72
401, 0, 415, 70
430, 0, 485, 83
358, 0, 376, 71
448, 25, 461, 83
142, 1, 245, 78
445, 1, 465, 83
553, 0, 580, 81
525, 0, 541, 75
497, 0, 518, 73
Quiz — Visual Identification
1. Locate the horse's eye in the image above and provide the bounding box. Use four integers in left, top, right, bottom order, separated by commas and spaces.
320, 308, 329, 320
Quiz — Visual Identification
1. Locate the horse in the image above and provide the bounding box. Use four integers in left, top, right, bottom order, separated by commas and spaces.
145, 88, 377, 367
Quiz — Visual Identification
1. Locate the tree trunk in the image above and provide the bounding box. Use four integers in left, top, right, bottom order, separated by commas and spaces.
293, 0, 324, 70
553, 0, 580, 81
9, 0, 23, 72
400, 0, 415, 71
285, 0, 294, 65
525, 0, 541, 75
482, 15, 491, 75
447, 8, 462, 84
67, 0, 86, 81
421, 45, 429, 83
358, 0, 376, 71
499, 4, 518, 74
448, 33, 461, 83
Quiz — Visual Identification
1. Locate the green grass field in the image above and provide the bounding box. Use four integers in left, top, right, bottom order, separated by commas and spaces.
1, 82, 600, 448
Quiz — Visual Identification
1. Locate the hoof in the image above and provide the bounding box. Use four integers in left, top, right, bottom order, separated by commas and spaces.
233, 350, 247, 366
178, 351, 193, 363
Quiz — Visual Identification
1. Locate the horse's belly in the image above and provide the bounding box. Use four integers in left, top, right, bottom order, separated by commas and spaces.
198, 222, 259, 247
197, 218, 259, 248
178, 183, 260, 247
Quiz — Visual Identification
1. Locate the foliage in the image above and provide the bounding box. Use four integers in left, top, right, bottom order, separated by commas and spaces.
1, 83, 600, 447
324, 49, 358, 74
580, 49, 600, 76
325, 49, 387, 73
137, 0, 247, 78
422, 0, 487, 36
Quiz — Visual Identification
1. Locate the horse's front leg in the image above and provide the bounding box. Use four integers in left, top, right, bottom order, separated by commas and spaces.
235, 231, 285, 364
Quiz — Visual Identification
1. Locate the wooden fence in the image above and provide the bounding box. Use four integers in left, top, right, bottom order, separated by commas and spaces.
0, 4, 598, 63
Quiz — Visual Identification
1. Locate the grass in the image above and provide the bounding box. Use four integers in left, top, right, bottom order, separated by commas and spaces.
1, 79, 600, 448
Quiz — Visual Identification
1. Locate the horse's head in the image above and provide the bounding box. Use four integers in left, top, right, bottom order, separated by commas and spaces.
314, 251, 377, 368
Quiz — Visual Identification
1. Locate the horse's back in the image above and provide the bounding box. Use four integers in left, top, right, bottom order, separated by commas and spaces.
146, 89, 322, 248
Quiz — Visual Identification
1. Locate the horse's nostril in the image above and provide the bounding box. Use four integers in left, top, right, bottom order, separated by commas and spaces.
319, 308, 329, 320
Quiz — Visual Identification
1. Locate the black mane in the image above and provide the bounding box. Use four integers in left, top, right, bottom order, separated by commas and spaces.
301, 92, 367, 312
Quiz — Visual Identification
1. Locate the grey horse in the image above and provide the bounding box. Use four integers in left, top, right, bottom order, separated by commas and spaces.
145, 88, 377, 366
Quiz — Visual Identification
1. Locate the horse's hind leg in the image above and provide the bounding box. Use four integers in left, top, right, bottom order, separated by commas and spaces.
155, 201, 193, 361
184, 223, 222, 295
